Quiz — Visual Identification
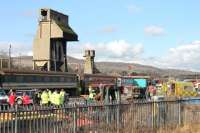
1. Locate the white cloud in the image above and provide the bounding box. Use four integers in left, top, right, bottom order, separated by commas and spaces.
69, 40, 200, 71
0, 42, 32, 57
144, 25, 165, 36
138, 41, 200, 71
163, 41, 200, 70
68, 40, 144, 62
2, 40, 200, 71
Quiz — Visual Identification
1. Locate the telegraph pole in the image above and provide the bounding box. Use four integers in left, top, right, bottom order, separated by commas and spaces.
9, 44, 11, 70
19, 53, 22, 69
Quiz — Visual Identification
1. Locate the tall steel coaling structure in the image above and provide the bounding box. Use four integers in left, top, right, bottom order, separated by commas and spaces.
33, 8, 78, 72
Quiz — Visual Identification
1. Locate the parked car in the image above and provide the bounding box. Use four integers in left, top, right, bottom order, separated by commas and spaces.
0, 90, 9, 105
15, 90, 34, 105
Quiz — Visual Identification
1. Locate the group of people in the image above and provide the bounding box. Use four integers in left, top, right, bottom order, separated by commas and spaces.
7, 89, 67, 107
87, 85, 117, 102
8, 90, 32, 107
39, 89, 66, 106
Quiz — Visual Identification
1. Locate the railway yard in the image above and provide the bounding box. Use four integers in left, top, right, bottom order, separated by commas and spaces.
1, 8, 200, 133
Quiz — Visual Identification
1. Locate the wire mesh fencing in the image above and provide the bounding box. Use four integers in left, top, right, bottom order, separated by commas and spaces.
0, 99, 200, 133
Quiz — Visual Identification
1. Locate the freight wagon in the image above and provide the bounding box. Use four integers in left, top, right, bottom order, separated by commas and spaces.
0, 70, 79, 96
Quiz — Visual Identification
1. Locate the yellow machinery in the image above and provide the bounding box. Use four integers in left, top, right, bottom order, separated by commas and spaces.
163, 81, 197, 97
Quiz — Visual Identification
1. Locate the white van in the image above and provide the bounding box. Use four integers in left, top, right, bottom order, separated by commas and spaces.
0, 90, 9, 104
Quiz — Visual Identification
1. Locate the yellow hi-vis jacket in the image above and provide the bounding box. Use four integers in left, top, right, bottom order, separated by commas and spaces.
89, 93, 94, 99
89, 90, 96, 100
41, 91, 49, 104
48, 91, 54, 104
48, 91, 52, 98
50, 92, 56, 105
60, 91, 65, 104
53, 92, 61, 106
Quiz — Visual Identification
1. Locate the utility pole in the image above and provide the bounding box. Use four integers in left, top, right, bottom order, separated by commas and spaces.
195, 72, 198, 82
9, 44, 11, 70
19, 53, 22, 69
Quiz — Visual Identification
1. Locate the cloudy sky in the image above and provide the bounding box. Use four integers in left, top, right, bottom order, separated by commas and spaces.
0, 0, 200, 71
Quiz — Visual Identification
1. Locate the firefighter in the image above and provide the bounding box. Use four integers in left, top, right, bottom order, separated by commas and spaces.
33, 91, 39, 105
50, 90, 56, 105
49, 90, 55, 105
88, 86, 96, 101
55, 90, 61, 106
41, 90, 49, 105
37, 91, 42, 104
47, 89, 52, 105
52, 90, 61, 106
47, 89, 52, 97
60, 89, 65, 105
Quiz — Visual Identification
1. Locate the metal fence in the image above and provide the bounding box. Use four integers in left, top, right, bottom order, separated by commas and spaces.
0, 99, 200, 133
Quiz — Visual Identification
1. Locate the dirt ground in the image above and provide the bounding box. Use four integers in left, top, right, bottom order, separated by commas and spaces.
116, 124, 200, 133
158, 124, 200, 133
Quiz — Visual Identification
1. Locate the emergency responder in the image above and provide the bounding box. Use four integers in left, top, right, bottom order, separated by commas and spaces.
33, 91, 38, 104
88, 86, 96, 100
60, 89, 65, 105
47, 89, 52, 97
33, 90, 41, 105
47, 89, 52, 105
52, 90, 61, 106
37, 91, 42, 104
49, 90, 55, 105
41, 90, 49, 105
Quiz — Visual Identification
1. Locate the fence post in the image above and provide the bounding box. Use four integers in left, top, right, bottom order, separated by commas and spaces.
105, 87, 109, 124
152, 100, 156, 129
14, 105, 18, 133
73, 104, 77, 133
116, 101, 120, 133
117, 88, 121, 133
178, 99, 182, 126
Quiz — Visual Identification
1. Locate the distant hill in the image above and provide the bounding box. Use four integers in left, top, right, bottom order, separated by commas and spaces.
67, 56, 198, 77
2, 55, 198, 78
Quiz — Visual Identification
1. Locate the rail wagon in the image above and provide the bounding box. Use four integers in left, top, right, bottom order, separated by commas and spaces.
0, 70, 79, 96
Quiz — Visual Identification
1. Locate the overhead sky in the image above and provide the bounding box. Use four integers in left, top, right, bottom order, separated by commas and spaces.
0, 0, 200, 71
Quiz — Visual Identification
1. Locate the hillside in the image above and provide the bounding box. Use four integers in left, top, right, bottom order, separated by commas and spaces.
1, 55, 197, 77
67, 56, 197, 77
